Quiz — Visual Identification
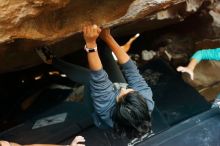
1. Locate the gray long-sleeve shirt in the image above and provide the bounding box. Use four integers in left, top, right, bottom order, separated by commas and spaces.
89, 59, 154, 128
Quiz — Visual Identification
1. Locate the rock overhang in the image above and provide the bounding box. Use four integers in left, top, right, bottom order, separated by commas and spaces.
0, 0, 219, 73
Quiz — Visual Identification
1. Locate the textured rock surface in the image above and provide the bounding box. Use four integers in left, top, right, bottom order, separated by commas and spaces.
148, 0, 220, 100
0, 0, 210, 73
0, 0, 69, 43
182, 1, 220, 92
0, 0, 133, 43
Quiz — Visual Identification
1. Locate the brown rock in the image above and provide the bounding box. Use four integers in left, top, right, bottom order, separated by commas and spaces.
0, 0, 218, 73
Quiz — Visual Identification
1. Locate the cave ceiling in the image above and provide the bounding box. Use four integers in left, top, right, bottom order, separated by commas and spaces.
0, 0, 219, 73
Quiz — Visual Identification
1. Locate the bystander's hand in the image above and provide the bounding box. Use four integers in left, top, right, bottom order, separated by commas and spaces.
0, 141, 12, 146
177, 66, 194, 80
70, 136, 85, 146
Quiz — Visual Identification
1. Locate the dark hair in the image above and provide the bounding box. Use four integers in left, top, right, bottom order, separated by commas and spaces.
112, 91, 151, 139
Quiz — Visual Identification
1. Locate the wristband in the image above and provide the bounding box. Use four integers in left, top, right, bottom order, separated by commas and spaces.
84, 45, 97, 53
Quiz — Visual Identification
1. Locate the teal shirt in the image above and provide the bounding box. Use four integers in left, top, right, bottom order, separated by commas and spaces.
192, 48, 220, 62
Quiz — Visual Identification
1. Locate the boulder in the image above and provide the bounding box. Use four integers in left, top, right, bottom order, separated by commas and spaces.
0, 0, 209, 73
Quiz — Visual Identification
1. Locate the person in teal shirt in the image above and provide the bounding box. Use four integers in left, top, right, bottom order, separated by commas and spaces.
177, 48, 220, 80
177, 47, 220, 108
